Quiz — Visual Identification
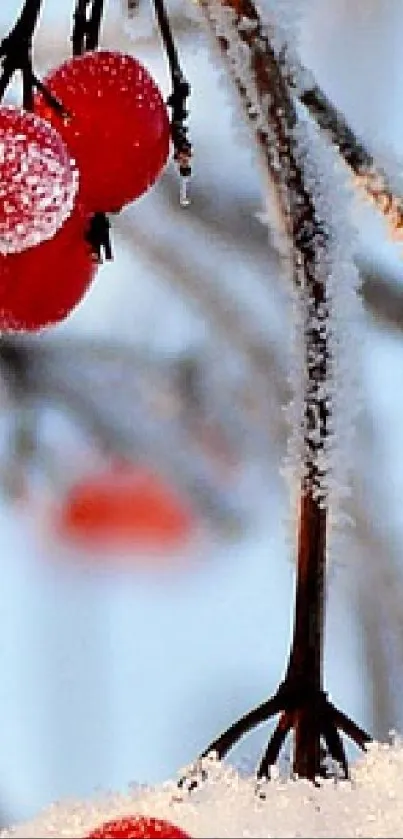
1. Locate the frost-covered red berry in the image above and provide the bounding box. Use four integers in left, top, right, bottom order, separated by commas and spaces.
0, 106, 79, 254
86, 815, 191, 838
0, 205, 96, 331
35, 51, 170, 213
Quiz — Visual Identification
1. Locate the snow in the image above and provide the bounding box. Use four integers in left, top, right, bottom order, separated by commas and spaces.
2, 744, 403, 838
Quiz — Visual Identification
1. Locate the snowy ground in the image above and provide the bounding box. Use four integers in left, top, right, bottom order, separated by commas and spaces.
2, 744, 403, 838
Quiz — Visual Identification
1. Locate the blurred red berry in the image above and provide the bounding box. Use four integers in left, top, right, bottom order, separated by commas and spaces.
0, 205, 96, 331
0, 105, 79, 254
54, 463, 196, 554
87, 815, 190, 839
35, 51, 170, 212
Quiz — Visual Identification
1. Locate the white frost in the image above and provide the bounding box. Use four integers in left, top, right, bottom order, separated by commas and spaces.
0, 108, 79, 255
283, 116, 364, 550
198, 0, 364, 550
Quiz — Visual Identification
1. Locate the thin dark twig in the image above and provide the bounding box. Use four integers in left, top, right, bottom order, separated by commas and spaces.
0, 0, 43, 46
257, 713, 293, 778
200, 693, 284, 760
72, 0, 89, 56
85, 0, 106, 51
0, 64, 14, 101
85, 213, 113, 261
0, 0, 44, 105
329, 703, 372, 749
153, 0, 192, 180
72, 0, 106, 55
21, 63, 33, 108
71, 0, 112, 262
31, 72, 69, 115
153, 0, 181, 74
321, 716, 349, 778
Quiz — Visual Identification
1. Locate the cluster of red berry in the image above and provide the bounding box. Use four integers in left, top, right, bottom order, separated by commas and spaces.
0, 50, 170, 331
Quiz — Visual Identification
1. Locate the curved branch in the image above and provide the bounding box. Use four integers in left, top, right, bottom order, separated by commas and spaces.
279, 50, 403, 239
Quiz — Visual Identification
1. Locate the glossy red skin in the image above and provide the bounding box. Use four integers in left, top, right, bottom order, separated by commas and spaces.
35, 51, 170, 213
86, 815, 190, 838
0, 204, 96, 331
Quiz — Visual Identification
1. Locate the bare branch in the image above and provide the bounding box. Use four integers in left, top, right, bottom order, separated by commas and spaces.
280, 48, 403, 240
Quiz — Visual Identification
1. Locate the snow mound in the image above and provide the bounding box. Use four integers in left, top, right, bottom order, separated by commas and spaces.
2, 742, 403, 838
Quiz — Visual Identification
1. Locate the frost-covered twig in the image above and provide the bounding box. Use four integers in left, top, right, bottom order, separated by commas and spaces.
186, 0, 371, 781
282, 55, 403, 241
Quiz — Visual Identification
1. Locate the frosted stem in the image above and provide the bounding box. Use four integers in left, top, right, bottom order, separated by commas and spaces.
196, 0, 333, 779
286, 61, 403, 239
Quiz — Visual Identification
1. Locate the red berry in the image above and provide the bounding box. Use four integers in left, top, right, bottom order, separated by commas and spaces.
0, 205, 96, 331
35, 51, 170, 213
0, 106, 79, 254
54, 463, 196, 554
86, 815, 190, 839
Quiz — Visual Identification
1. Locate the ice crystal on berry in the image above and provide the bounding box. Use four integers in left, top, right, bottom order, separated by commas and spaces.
0, 107, 79, 255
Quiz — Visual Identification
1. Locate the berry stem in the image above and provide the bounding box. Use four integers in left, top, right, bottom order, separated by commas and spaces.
153, 0, 192, 179
70, 0, 112, 263
72, 0, 88, 56
0, 0, 60, 108
7, 0, 43, 39
72, 0, 106, 56
85, 213, 112, 262
84, 0, 106, 51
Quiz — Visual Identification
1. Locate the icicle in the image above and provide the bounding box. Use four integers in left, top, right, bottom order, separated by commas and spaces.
179, 174, 191, 207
